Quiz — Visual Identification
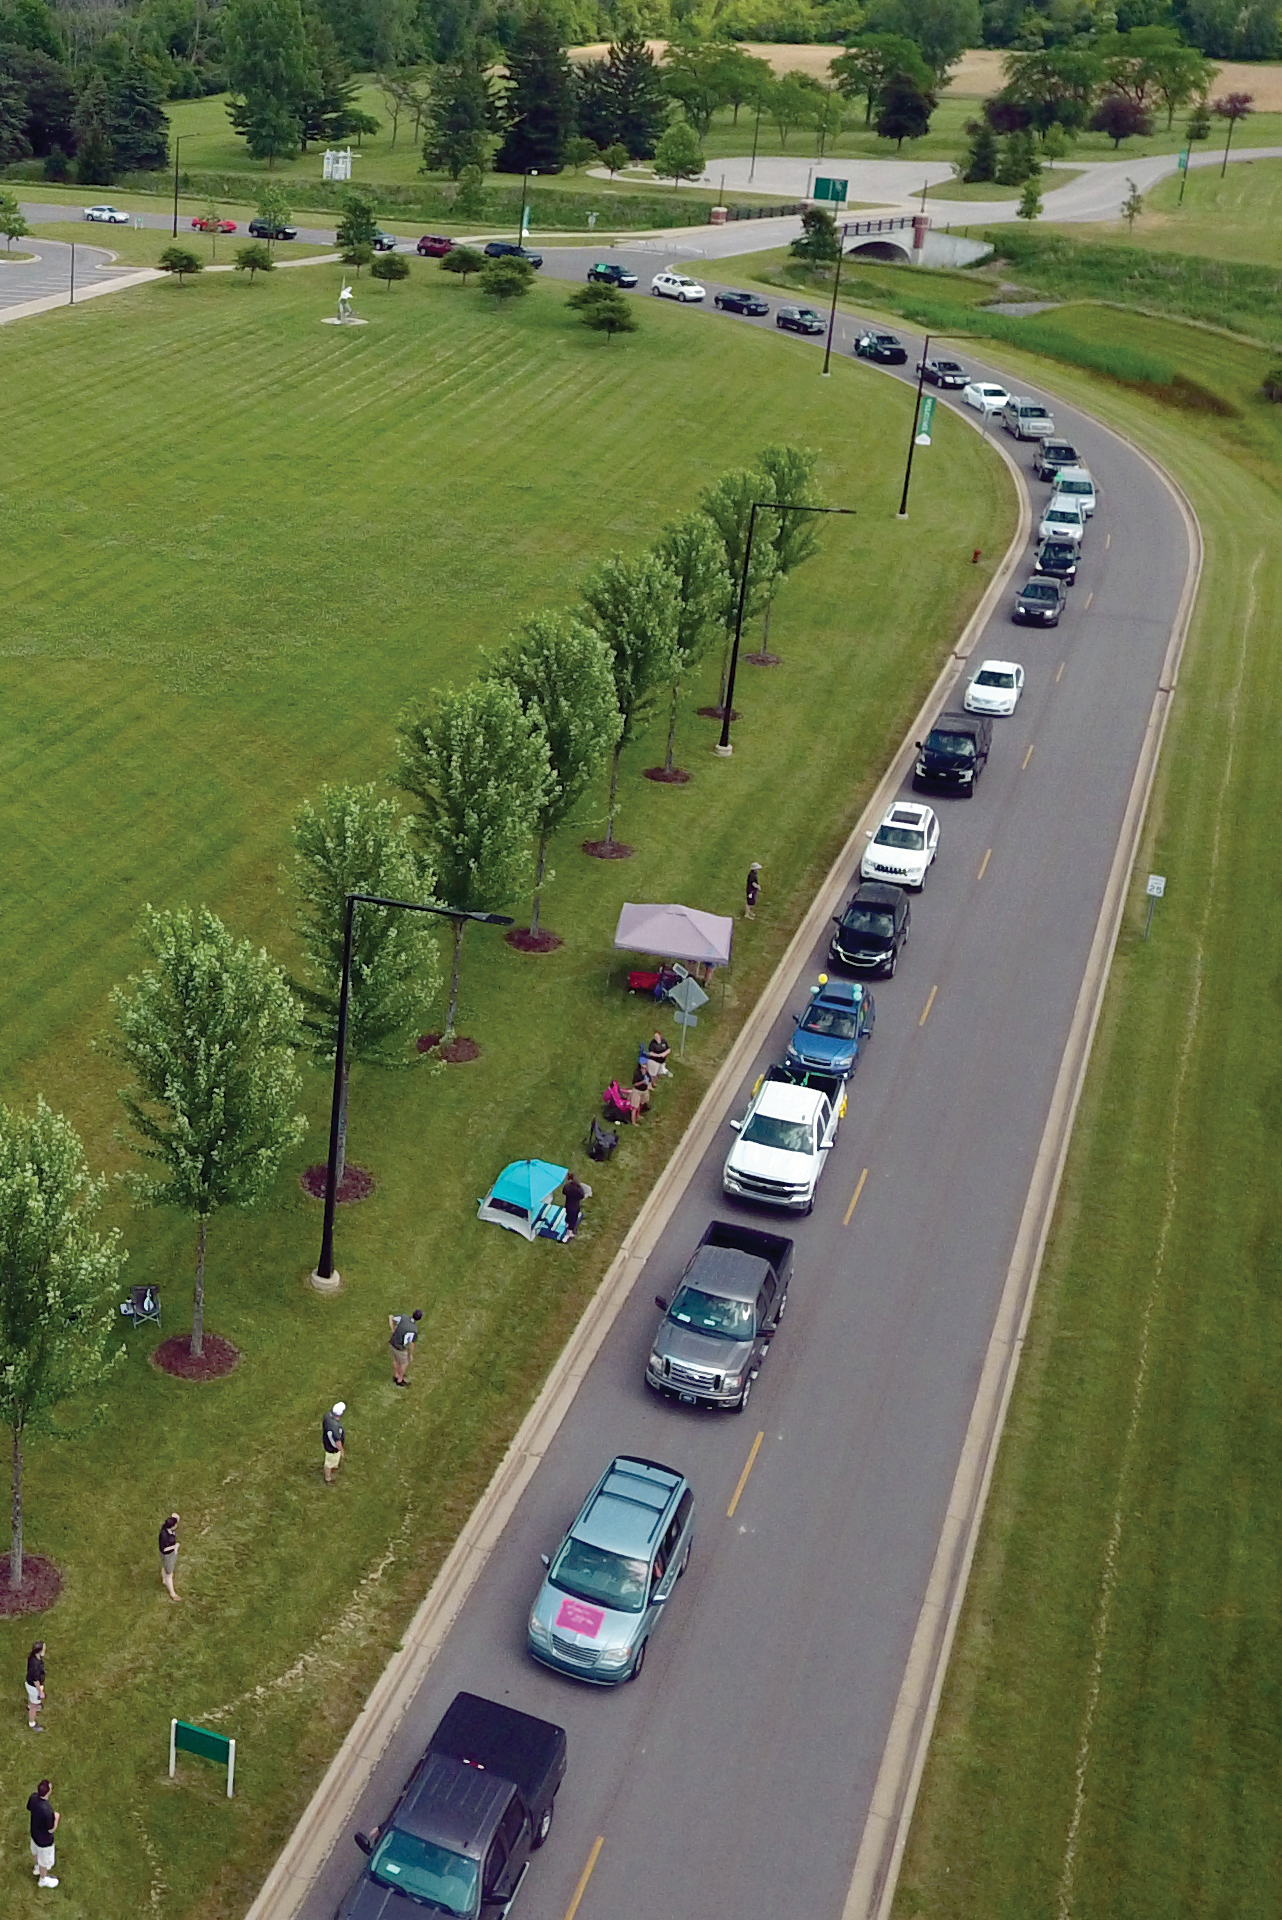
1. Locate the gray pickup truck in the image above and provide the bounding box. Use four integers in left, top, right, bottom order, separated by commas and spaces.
338, 1692, 567, 1919
645, 1220, 794, 1413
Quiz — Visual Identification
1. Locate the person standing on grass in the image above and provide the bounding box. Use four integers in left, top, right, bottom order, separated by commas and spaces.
27, 1776, 59, 1887
158, 1511, 181, 1601
389, 1309, 423, 1387
562, 1172, 591, 1239
745, 861, 762, 919
25, 1641, 46, 1732
323, 1401, 346, 1483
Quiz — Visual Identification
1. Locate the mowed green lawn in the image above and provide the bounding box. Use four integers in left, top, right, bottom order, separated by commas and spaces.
0, 261, 1011, 1918
892, 313, 1282, 1919
1047, 154, 1282, 268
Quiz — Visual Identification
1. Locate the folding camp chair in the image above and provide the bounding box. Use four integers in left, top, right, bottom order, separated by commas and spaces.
120, 1285, 161, 1331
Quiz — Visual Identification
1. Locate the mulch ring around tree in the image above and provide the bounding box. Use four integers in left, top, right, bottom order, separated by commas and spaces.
300, 1164, 375, 1204
150, 1334, 241, 1382
696, 706, 739, 720
644, 766, 692, 783
745, 651, 781, 666
505, 929, 564, 953
0, 1556, 62, 1618
417, 1033, 482, 1063
582, 839, 634, 859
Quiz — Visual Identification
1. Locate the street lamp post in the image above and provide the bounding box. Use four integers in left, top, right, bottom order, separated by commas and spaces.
897, 331, 932, 519
518, 168, 537, 244
749, 99, 763, 183
171, 134, 183, 237
312, 891, 513, 1288
68, 241, 75, 306
821, 222, 849, 376
715, 502, 857, 757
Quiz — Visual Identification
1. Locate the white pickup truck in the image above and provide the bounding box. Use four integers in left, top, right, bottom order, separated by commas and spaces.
722, 1066, 847, 1214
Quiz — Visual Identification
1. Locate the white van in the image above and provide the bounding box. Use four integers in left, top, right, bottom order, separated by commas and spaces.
1002, 395, 1055, 440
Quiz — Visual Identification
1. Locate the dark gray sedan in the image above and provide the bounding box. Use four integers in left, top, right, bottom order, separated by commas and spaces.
1014, 575, 1068, 626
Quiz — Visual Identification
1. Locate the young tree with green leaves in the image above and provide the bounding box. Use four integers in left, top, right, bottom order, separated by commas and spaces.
453, 162, 486, 218
0, 188, 29, 249
290, 784, 441, 1185
0, 1098, 125, 1590
566, 282, 638, 341
109, 906, 306, 1358
580, 552, 681, 847
423, 51, 493, 179
395, 683, 551, 1032
1120, 176, 1144, 229
765, 73, 819, 147
337, 191, 379, 250
602, 139, 629, 179
654, 118, 705, 188
698, 467, 780, 708
158, 244, 203, 281
651, 513, 730, 776
372, 251, 410, 288
494, 4, 574, 174
832, 35, 932, 124
234, 241, 274, 278
440, 243, 485, 283
754, 444, 825, 660
660, 40, 731, 137
1017, 174, 1043, 221
962, 117, 998, 180
342, 242, 373, 275
564, 134, 597, 171
490, 614, 622, 933
479, 256, 534, 302
256, 182, 293, 240
1186, 97, 1212, 144
790, 206, 840, 266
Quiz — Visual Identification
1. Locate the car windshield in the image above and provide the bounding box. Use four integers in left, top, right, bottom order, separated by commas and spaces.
925, 731, 975, 759
977, 670, 1015, 687
875, 824, 925, 849
845, 907, 894, 936
550, 1537, 649, 1612
668, 1283, 755, 1340
799, 309, 819, 319
1058, 479, 1091, 494
1047, 509, 1079, 524
1023, 584, 1057, 601
800, 1005, 860, 1038
937, 361, 963, 373
741, 1111, 815, 1153
370, 1831, 480, 1916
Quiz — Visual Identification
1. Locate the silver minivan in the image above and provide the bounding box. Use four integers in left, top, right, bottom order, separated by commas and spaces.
1003, 395, 1055, 439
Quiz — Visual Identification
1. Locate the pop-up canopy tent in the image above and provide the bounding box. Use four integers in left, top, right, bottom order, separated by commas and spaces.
613, 902, 734, 968
477, 1159, 569, 1242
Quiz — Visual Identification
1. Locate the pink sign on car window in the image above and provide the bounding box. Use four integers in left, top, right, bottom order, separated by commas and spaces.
555, 1596, 606, 1638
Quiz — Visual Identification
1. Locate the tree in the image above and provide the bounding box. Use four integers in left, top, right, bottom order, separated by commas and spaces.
962, 116, 999, 180
493, 5, 573, 175
580, 552, 681, 847
651, 513, 729, 775
342, 241, 373, 275
602, 139, 629, 179
491, 614, 622, 932
1089, 92, 1154, 145
110, 905, 306, 1358
1096, 27, 1215, 126
423, 51, 493, 179
565, 133, 597, 170
715, 47, 773, 126
753, 444, 825, 660
228, 89, 303, 165
764, 74, 818, 148
874, 70, 935, 146
699, 467, 780, 707
478, 256, 533, 301
1261, 364, 1282, 403
1017, 174, 1043, 220
1186, 97, 1212, 143
372, 250, 410, 288
791, 205, 840, 266
298, 12, 361, 151
395, 682, 551, 1033
996, 127, 1040, 183
661, 40, 732, 137
158, 243, 203, 281
605, 26, 668, 160
234, 240, 274, 278
861, 0, 980, 76
1213, 90, 1252, 173
814, 90, 846, 156
0, 1098, 124, 1591
832, 34, 934, 124
72, 70, 115, 184
0, 72, 30, 166
290, 784, 441, 1184
1120, 175, 1144, 228
107, 57, 169, 170
376, 66, 430, 149
654, 118, 705, 188
256, 182, 293, 241
1, 47, 75, 159
999, 46, 1103, 133
0, 187, 30, 249
337, 191, 378, 251
566, 282, 638, 341
440, 243, 484, 283
453, 163, 485, 218
223, 0, 315, 164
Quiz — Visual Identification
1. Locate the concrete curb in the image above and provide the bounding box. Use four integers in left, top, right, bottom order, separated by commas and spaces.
242, 431, 1032, 1920
840, 407, 1203, 1920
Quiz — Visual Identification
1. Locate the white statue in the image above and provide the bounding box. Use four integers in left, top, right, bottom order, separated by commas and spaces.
338, 284, 354, 322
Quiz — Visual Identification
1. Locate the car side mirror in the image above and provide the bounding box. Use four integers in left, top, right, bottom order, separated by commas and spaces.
355, 1833, 373, 1857
540, 1552, 550, 1568
654, 1294, 669, 1312
730, 1118, 741, 1131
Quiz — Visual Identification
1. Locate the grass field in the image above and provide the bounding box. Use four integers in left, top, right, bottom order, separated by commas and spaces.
1047, 153, 1282, 267
0, 258, 1012, 1918
887, 312, 1282, 1919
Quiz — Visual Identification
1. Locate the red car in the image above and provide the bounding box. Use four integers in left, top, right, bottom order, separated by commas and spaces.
192, 216, 237, 233
417, 234, 454, 256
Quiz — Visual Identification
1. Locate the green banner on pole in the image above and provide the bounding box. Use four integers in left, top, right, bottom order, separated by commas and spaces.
1177, 148, 1189, 170
813, 176, 849, 203
915, 394, 937, 445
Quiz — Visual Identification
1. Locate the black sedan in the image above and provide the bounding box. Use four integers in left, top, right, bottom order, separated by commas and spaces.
1014, 576, 1068, 626
829, 882, 911, 977
776, 305, 825, 335
1034, 539, 1080, 585
484, 240, 543, 268
587, 261, 638, 288
919, 356, 967, 388
854, 330, 907, 364
715, 288, 770, 315
248, 218, 297, 240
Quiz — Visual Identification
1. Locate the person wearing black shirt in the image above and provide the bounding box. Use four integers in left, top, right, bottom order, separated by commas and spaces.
27, 1777, 59, 1886
388, 1309, 423, 1386
158, 1512, 181, 1602
323, 1401, 346, 1484
561, 1173, 591, 1239
25, 1641, 45, 1732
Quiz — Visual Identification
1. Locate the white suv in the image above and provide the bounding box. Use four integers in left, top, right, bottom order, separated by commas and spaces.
861, 802, 940, 891
650, 271, 706, 303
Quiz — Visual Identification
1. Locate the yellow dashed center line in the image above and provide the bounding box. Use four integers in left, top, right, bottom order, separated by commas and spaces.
844, 1167, 869, 1225
977, 847, 992, 881
919, 984, 938, 1027
727, 1431, 765, 1519
1104, 532, 1111, 549
1055, 660, 1066, 682
1084, 590, 1094, 610
564, 1838, 604, 1920
1022, 743, 1035, 770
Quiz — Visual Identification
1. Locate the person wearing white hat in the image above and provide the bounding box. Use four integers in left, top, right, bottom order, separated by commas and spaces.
322, 1402, 347, 1484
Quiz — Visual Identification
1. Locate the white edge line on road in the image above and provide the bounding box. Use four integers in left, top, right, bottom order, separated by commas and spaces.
241, 381, 1033, 1920
840, 415, 1203, 1920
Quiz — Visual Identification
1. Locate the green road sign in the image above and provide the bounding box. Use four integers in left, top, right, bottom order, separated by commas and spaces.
1178, 148, 1190, 170
170, 1718, 237, 1796
915, 394, 937, 445
813, 177, 849, 204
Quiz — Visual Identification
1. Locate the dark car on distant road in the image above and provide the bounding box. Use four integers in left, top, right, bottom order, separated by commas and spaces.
776, 305, 825, 335
829, 882, 911, 977
484, 239, 543, 268
854, 330, 907, 364
715, 288, 770, 315
587, 261, 638, 287
417, 234, 454, 256
918, 356, 966, 387
1034, 539, 1079, 585
1014, 575, 1068, 626
248, 219, 297, 240
371, 230, 398, 251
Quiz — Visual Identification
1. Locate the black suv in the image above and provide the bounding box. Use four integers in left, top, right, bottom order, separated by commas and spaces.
1014, 575, 1067, 626
248, 219, 298, 240
1034, 539, 1079, 585
830, 882, 911, 977
776, 305, 825, 335
586, 261, 637, 288
854, 330, 907, 364
484, 239, 543, 268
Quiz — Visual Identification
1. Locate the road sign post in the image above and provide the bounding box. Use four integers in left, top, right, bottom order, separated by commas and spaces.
170, 1718, 237, 1796
1144, 872, 1166, 939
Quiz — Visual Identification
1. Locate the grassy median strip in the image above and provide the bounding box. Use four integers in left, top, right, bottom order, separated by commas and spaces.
0, 261, 1011, 1917
893, 313, 1282, 1920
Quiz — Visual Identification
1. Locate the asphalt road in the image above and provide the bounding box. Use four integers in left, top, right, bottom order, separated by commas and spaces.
291, 263, 1191, 1920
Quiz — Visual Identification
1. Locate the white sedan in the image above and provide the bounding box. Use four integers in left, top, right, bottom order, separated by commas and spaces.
1038, 497, 1087, 544
860, 801, 940, 892
964, 660, 1025, 716
83, 204, 130, 223
650, 271, 706, 303
962, 381, 1010, 413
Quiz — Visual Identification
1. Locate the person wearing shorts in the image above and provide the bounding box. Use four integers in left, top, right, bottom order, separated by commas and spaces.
26, 1641, 45, 1731
389, 1310, 422, 1386
323, 1402, 346, 1483
27, 1777, 59, 1887
158, 1512, 180, 1601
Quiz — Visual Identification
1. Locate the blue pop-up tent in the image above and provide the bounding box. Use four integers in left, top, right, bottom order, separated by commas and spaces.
477, 1159, 569, 1241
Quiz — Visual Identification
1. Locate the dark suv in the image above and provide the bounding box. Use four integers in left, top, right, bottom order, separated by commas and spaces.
484, 239, 543, 268
830, 882, 910, 976
854, 330, 907, 364
248, 218, 298, 240
587, 261, 637, 287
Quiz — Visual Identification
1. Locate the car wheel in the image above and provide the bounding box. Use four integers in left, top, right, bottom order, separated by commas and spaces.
630, 1640, 647, 1681
651, 286, 660, 296
533, 1798, 555, 1848
736, 1375, 753, 1413
678, 291, 687, 302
